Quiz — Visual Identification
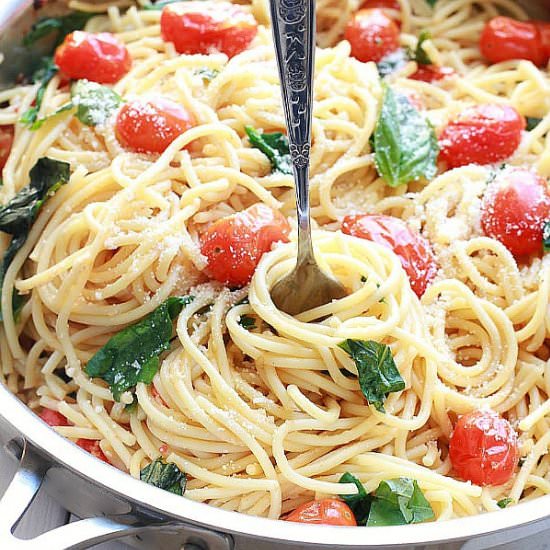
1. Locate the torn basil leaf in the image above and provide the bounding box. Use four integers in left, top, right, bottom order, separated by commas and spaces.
238, 315, 256, 330
23, 12, 95, 49
377, 49, 410, 79
526, 117, 543, 131
415, 30, 433, 66
425, 0, 437, 6
367, 478, 434, 526
85, 296, 193, 401
0, 158, 70, 321
140, 458, 186, 495
543, 220, 550, 252
373, 84, 439, 187
71, 80, 124, 127
20, 58, 59, 128
338, 339, 405, 412
245, 126, 292, 175
497, 497, 512, 509
339, 472, 372, 526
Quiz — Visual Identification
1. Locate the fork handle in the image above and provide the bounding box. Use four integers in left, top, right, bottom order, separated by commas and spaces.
269, 0, 316, 262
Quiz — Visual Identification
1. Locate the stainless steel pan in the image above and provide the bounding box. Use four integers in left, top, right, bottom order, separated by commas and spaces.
1, 1, 550, 548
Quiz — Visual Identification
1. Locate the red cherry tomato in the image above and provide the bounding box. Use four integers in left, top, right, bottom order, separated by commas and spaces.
54, 31, 131, 84
76, 439, 110, 463
410, 65, 455, 83
345, 9, 400, 63
449, 410, 519, 486
285, 498, 357, 526
161, 1, 258, 58
115, 97, 195, 154
481, 169, 550, 257
39, 408, 70, 427
480, 17, 549, 67
201, 203, 290, 287
360, 0, 401, 24
342, 214, 437, 297
438, 104, 525, 169
0, 125, 14, 172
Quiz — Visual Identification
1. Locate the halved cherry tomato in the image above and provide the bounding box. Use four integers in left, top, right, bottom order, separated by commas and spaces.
481, 169, 550, 257
438, 105, 525, 169
115, 97, 195, 154
342, 214, 438, 297
54, 31, 131, 84
345, 9, 400, 63
76, 439, 110, 463
0, 125, 14, 172
285, 498, 357, 526
410, 65, 455, 83
449, 410, 519, 486
161, 1, 258, 58
39, 408, 70, 427
201, 203, 290, 287
480, 17, 550, 67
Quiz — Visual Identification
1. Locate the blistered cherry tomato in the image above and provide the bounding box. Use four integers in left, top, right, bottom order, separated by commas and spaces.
39, 408, 70, 427
342, 214, 437, 297
449, 410, 519, 486
480, 17, 550, 67
201, 203, 290, 287
115, 97, 195, 154
438, 105, 525, 169
0, 126, 14, 172
161, 1, 258, 58
481, 169, 550, 257
54, 31, 131, 84
285, 498, 357, 526
76, 439, 110, 463
410, 65, 455, 83
345, 9, 400, 63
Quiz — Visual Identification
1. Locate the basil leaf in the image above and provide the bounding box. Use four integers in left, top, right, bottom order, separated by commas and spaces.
238, 314, 256, 330
23, 12, 95, 49
367, 478, 434, 526
29, 103, 74, 131
140, 458, 187, 495
71, 80, 124, 127
85, 296, 193, 401
526, 117, 543, 131
338, 339, 405, 412
377, 49, 410, 78
426, 0, 437, 6
339, 473, 372, 526
245, 126, 292, 175
374, 84, 439, 187
497, 497, 512, 509
20, 58, 59, 128
415, 30, 433, 66
195, 68, 220, 82
143, 0, 185, 10
543, 220, 550, 252
0, 158, 70, 320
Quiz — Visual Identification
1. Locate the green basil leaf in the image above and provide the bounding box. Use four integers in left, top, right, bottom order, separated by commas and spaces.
497, 497, 513, 509
543, 220, 550, 252
367, 478, 434, 526
20, 58, 59, 128
377, 49, 411, 78
143, 0, 185, 10
245, 126, 292, 175
85, 296, 193, 401
72, 80, 124, 127
23, 12, 95, 49
238, 314, 256, 330
526, 117, 543, 131
195, 68, 220, 82
338, 339, 405, 412
140, 458, 187, 495
339, 472, 372, 526
415, 30, 433, 66
29, 103, 74, 131
425, 0, 437, 6
374, 84, 439, 187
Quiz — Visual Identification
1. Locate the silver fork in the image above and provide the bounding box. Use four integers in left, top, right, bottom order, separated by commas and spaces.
268, 0, 347, 316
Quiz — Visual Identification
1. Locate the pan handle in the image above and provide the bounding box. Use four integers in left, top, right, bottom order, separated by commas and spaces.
0, 440, 233, 550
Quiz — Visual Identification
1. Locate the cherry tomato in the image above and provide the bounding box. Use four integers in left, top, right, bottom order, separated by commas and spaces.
115, 97, 195, 154
285, 498, 357, 526
480, 17, 549, 67
161, 1, 258, 58
76, 439, 110, 463
481, 169, 550, 257
345, 9, 400, 63
410, 65, 455, 83
360, 0, 401, 24
342, 214, 438, 297
438, 105, 525, 169
201, 203, 290, 287
0, 125, 14, 172
449, 410, 519, 486
54, 31, 131, 84
39, 408, 70, 427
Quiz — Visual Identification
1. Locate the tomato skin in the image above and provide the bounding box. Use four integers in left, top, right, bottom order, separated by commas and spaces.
480, 17, 547, 66
0, 125, 14, 172
54, 31, 131, 84
410, 65, 455, 83
449, 410, 519, 487
481, 169, 550, 257
201, 204, 290, 287
342, 214, 437, 297
345, 9, 400, 63
285, 498, 357, 526
115, 97, 195, 154
76, 439, 110, 463
161, 1, 258, 58
39, 408, 70, 427
438, 105, 525, 169
361, 0, 400, 9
